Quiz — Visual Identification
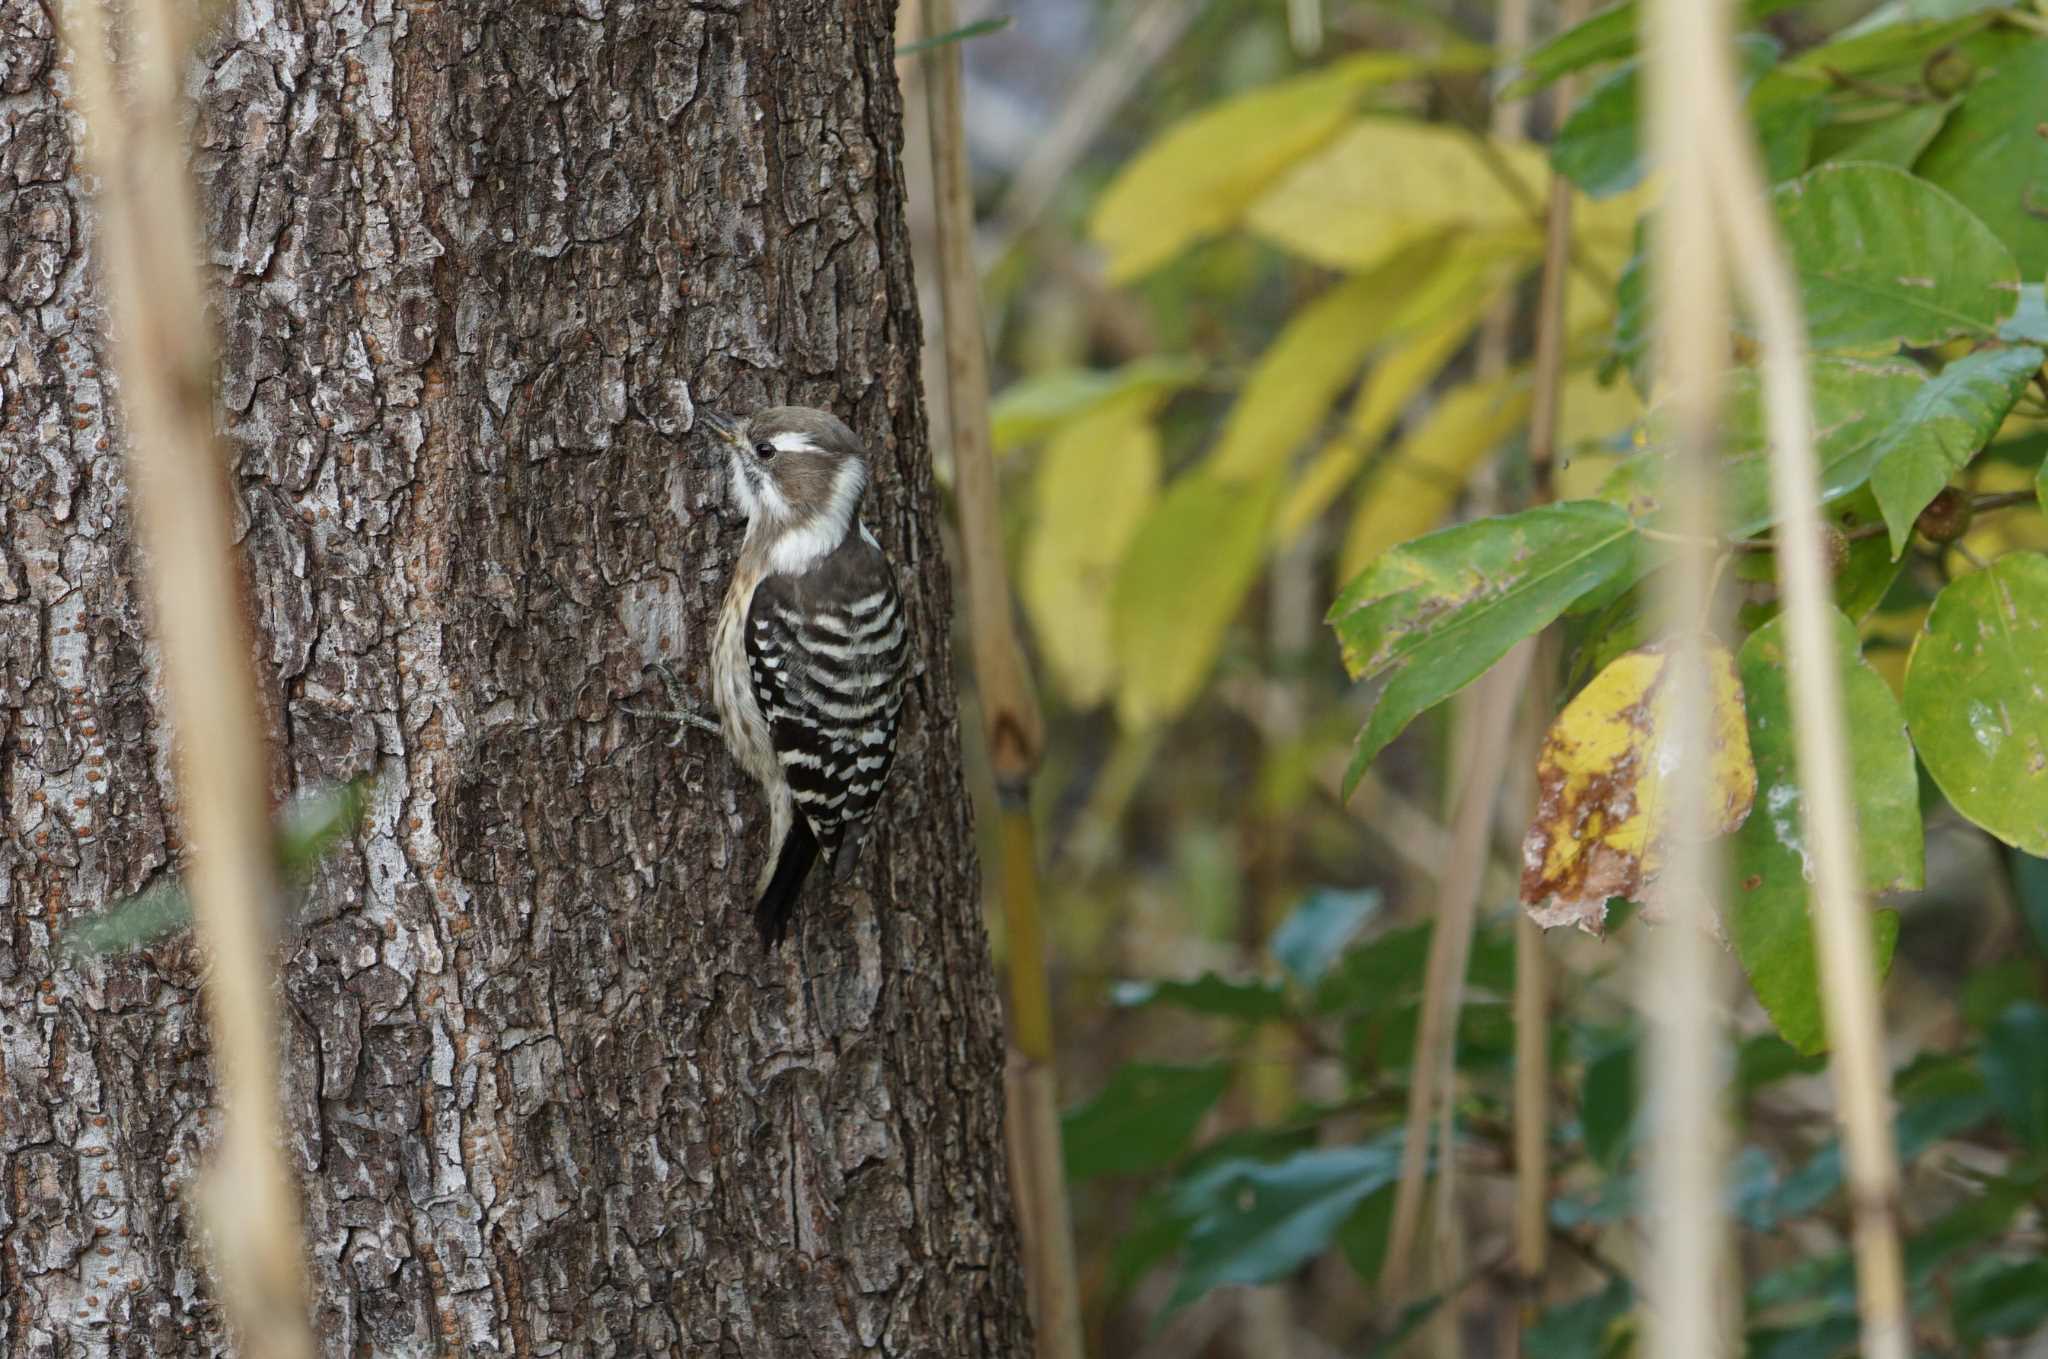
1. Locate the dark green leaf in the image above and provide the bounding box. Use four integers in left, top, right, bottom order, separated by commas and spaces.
1903, 555, 2048, 855
1107, 1185, 1192, 1296
1550, 38, 1781, 199
1315, 921, 1515, 1014
1735, 1033, 1828, 1094
1063, 1063, 1232, 1180
1526, 1279, 1634, 1359
1580, 1037, 1637, 1171
1980, 1001, 2048, 1149
2011, 849, 2048, 954
1772, 162, 2020, 349
1270, 887, 1381, 988
1111, 973, 1291, 1022
1167, 1134, 1406, 1309
1745, 1318, 1857, 1359
1953, 1256, 2048, 1343
1917, 41, 2048, 277
1503, 0, 1797, 96
1335, 1183, 1395, 1284
1870, 345, 2044, 555
1329, 501, 1637, 791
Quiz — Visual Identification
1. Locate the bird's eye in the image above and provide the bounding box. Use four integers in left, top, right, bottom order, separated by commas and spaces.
753, 441, 777, 460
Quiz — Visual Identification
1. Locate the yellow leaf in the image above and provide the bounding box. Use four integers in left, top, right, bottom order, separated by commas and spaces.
1521, 644, 1756, 935
1021, 392, 1162, 707
1336, 374, 1535, 583
1089, 53, 1460, 284
1113, 471, 1282, 727
1277, 260, 1509, 540
1246, 119, 1551, 272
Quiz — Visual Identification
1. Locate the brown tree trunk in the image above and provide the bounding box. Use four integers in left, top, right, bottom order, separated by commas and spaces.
0, 1, 1030, 1355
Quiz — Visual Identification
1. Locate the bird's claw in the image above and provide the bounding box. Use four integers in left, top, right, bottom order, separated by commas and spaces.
625, 662, 718, 747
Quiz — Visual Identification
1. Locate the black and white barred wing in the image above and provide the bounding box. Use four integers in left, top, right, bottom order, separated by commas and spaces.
745, 544, 909, 866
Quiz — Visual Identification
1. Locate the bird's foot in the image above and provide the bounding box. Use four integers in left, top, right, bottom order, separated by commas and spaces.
623, 661, 720, 747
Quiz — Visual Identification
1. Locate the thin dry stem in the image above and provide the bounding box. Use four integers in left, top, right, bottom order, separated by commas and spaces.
918, 3, 1080, 1356
1696, 11, 1911, 1355
1643, 0, 1738, 1354
1381, 640, 1537, 1306
62, 3, 314, 1356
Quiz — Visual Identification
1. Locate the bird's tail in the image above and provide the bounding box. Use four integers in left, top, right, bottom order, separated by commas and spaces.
754, 818, 820, 951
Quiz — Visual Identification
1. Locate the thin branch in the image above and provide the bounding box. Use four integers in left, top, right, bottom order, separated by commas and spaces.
1644, 0, 1737, 1356
1708, 14, 1912, 1333
1381, 641, 1539, 1305
61, 3, 314, 1356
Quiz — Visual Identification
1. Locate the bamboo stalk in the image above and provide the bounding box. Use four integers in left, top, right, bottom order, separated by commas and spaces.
915, 5, 1082, 1357
1642, 0, 1736, 1354
61, 5, 314, 1358
1683, 6, 1910, 1353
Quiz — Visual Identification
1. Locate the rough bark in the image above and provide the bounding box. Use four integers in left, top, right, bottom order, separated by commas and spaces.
0, 1, 1030, 1355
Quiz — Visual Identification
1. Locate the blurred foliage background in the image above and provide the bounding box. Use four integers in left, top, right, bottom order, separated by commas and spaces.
913, 1, 2048, 1354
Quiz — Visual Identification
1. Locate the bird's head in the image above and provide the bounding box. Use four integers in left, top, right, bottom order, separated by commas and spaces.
699, 405, 870, 538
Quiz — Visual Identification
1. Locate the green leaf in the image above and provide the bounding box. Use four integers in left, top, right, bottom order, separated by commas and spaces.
1916, 42, 2048, 277
1904, 555, 2048, 854
1772, 162, 2020, 349
893, 15, 1012, 57
65, 774, 375, 958
1953, 1256, 2048, 1343
1316, 922, 1514, 1014
1503, 0, 1798, 97
1328, 501, 1636, 791
1335, 1184, 1395, 1283
1731, 611, 1919, 1054
1062, 1063, 1232, 1180
1111, 973, 1291, 1022
1526, 1279, 1634, 1359
1550, 37, 1781, 200
1270, 888, 1381, 989
1870, 345, 2043, 555
990, 356, 1201, 451
1166, 1134, 1406, 1309
1112, 471, 1279, 727
1606, 357, 1926, 537
1745, 1319, 1858, 1359
1580, 1036, 1637, 1171
1979, 1001, 2048, 1149
1814, 99, 1955, 169
1736, 1033, 1828, 1094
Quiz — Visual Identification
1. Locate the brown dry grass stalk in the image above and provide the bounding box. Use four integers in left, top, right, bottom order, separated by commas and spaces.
1682, 2, 1912, 1352
62, 4, 314, 1356
914, 3, 1081, 1356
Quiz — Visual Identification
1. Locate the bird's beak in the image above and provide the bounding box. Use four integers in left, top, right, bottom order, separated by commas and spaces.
698, 409, 743, 447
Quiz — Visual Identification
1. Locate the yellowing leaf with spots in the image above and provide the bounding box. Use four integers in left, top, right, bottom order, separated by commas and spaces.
1521, 644, 1756, 934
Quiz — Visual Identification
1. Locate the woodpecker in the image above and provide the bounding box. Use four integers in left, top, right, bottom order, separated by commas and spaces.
636, 405, 911, 949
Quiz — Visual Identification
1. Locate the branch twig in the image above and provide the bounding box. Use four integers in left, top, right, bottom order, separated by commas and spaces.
62, 4, 314, 1356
